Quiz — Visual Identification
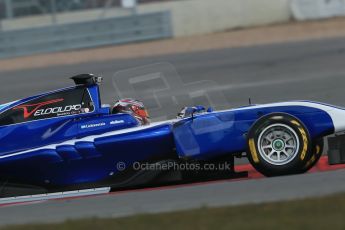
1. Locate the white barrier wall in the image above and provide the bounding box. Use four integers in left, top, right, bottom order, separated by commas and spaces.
291, 0, 345, 20
0, 0, 291, 37
139, 0, 291, 37
0, 8, 132, 31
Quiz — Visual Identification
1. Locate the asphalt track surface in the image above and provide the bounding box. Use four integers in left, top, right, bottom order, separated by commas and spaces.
0, 168, 344, 226
1, 36, 345, 225
2, 36, 345, 118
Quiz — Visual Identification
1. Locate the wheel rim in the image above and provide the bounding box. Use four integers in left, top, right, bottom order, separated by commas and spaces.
257, 124, 300, 166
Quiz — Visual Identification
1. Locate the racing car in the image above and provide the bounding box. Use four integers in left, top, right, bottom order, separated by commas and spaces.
0, 74, 344, 195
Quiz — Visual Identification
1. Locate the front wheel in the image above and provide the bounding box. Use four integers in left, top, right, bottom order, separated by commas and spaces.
247, 113, 312, 177
300, 139, 324, 173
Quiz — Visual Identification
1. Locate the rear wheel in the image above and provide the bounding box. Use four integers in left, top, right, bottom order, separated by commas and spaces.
247, 113, 312, 176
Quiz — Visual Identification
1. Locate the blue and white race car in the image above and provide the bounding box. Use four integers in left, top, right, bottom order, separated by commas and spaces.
0, 74, 344, 194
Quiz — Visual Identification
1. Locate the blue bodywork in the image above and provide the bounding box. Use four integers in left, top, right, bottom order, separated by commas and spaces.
0, 83, 336, 188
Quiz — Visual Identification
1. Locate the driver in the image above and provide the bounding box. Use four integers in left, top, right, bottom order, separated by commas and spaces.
112, 99, 150, 125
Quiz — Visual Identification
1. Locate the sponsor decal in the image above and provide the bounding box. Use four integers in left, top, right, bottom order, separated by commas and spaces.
13, 99, 64, 119
34, 104, 81, 117
81, 122, 106, 129
80, 120, 125, 130
110, 120, 125, 125
13, 98, 83, 119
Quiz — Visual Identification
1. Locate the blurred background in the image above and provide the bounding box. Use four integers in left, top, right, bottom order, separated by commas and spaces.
0, 0, 345, 121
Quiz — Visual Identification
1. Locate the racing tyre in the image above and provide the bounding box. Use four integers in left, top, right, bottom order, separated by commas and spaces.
247, 113, 312, 177
300, 139, 324, 173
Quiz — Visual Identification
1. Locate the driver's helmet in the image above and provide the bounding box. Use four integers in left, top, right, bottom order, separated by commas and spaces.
112, 98, 150, 125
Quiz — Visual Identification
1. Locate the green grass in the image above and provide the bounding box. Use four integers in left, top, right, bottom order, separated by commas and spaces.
3, 193, 345, 230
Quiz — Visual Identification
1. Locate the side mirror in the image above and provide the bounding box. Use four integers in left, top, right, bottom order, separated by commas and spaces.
191, 106, 206, 119
177, 106, 206, 119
